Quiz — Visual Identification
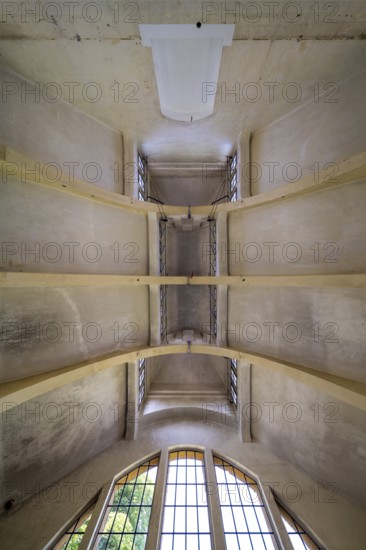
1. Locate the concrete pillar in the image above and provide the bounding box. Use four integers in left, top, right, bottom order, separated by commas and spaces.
238, 361, 252, 442
216, 211, 228, 346
125, 361, 139, 440
123, 129, 138, 198
237, 129, 251, 198
148, 212, 161, 346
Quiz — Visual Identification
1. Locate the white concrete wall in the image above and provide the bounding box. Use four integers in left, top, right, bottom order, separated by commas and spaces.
153, 173, 224, 206
251, 364, 366, 509
250, 70, 366, 195
0, 65, 124, 193
166, 224, 210, 276
167, 285, 210, 335
0, 365, 127, 510
148, 354, 227, 391
0, 286, 149, 382
228, 180, 366, 276
228, 286, 366, 382
0, 180, 148, 275
226, 71, 366, 530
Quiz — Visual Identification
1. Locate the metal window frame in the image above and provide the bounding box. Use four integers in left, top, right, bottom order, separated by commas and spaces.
273, 499, 324, 550
213, 454, 282, 549
159, 218, 168, 343
78, 452, 161, 550
138, 152, 148, 201
49, 500, 97, 550
227, 153, 238, 202
159, 449, 213, 549
60, 447, 319, 550
228, 358, 238, 407
209, 218, 217, 344
138, 357, 146, 410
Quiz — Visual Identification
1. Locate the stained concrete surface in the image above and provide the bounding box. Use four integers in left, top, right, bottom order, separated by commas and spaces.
228, 286, 366, 382
0, 286, 149, 382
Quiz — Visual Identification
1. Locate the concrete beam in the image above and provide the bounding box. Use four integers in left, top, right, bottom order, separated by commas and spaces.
2, 272, 366, 288
1, 346, 366, 413
148, 212, 161, 346
1, 148, 365, 216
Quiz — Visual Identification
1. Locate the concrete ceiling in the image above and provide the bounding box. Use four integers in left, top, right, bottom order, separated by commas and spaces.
0, 1, 365, 163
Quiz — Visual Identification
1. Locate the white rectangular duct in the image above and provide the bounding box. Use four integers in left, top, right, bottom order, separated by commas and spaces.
139, 24, 234, 122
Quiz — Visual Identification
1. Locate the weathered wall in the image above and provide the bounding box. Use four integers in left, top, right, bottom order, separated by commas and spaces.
227, 68, 366, 528
0, 285, 149, 382
228, 286, 366, 382
167, 286, 210, 335
0, 365, 127, 509
250, 70, 366, 195
166, 224, 210, 276
228, 180, 366, 276
0, 180, 148, 274
148, 354, 227, 391
153, 173, 224, 206
251, 364, 366, 508
0, 65, 124, 193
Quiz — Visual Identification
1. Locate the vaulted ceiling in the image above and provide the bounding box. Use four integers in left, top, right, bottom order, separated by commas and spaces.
0, 1, 365, 163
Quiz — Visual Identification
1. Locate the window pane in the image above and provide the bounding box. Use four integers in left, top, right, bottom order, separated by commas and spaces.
263, 534, 278, 550
176, 467, 186, 484
237, 533, 252, 549
160, 451, 211, 549
214, 456, 280, 549
160, 534, 173, 550
250, 534, 266, 550
165, 485, 176, 506
95, 457, 159, 550
162, 507, 174, 533
244, 507, 259, 532
199, 534, 212, 549
175, 485, 186, 505
186, 507, 198, 533
189, 486, 198, 506
196, 485, 206, 506
167, 466, 177, 483
278, 503, 320, 550
225, 534, 240, 550
53, 503, 94, 549
221, 506, 235, 532
186, 534, 199, 550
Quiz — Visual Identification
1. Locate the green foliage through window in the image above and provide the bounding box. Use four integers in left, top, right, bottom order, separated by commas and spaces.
95, 456, 158, 550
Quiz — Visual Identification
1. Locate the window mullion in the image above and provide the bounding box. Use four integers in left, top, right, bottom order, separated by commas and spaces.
145, 447, 168, 550
260, 487, 293, 550
205, 449, 226, 550
78, 481, 114, 550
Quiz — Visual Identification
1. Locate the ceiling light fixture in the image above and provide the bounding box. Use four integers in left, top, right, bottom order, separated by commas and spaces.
139, 24, 234, 122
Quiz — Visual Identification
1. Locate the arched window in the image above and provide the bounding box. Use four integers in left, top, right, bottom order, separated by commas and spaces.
213, 455, 277, 549
53, 501, 95, 549
160, 450, 211, 549
52, 449, 320, 550
277, 503, 319, 550
95, 456, 159, 549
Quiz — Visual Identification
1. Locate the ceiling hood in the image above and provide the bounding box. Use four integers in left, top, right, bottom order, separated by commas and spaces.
139, 24, 235, 122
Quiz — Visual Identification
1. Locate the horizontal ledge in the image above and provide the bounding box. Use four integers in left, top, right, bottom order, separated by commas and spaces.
1, 147, 365, 215
1, 345, 365, 413
1, 272, 366, 288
